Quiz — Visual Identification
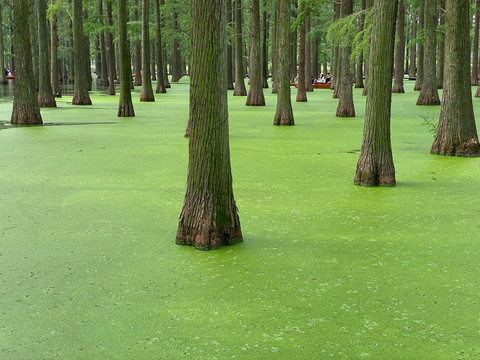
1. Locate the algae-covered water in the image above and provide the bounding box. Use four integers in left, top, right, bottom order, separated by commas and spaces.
0, 79, 479, 359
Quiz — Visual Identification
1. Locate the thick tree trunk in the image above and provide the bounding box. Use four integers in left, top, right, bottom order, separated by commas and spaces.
305, 16, 313, 92
431, 0, 480, 157
261, 2, 268, 89
414, 0, 424, 91
118, 0, 135, 116
99, 0, 109, 87
355, 0, 398, 187
416, 0, 440, 105
154, 0, 166, 93
140, 0, 155, 101
246, 0, 265, 105
11, 0, 42, 125
436, 0, 445, 89
273, 0, 294, 126
355, 0, 366, 89
72, 0, 92, 105
50, 2, 61, 97
336, 0, 355, 117
296, 5, 307, 102
106, 1, 116, 95
37, 0, 56, 107
472, 0, 480, 86
392, 0, 405, 93
233, 0, 247, 96
177, 0, 242, 250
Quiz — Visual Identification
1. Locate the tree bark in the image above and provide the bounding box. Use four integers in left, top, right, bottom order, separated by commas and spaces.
133, 0, 142, 86
246, 0, 265, 105
355, 0, 366, 88
431, 0, 480, 157
227, 0, 234, 90
106, 1, 116, 95
140, 0, 155, 101
331, 2, 340, 95
72, 0, 92, 105
118, 0, 135, 116
159, 0, 171, 88
154, 0, 166, 93
271, 6, 278, 94
355, 0, 398, 187
50, 1, 61, 97
273, 0, 294, 126
177, 0, 242, 250
472, 0, 480, 86
296, 5, 307, 102
11, 0, 43, 125
305, 15, 313, 92
99, 0, 109, 87
362, 0, 373, 96
37, 0, 56, 107
171, 3, 183, 82
392, 0, 405, 93
336, 0, 355, 117
261, 1, 268, 89
0, 4, 7, 84
414, 0, 424, 91
416, 0, 440, 105
408, 11, 417, 79
233, 0, 247, 95
436, 0, 445, 89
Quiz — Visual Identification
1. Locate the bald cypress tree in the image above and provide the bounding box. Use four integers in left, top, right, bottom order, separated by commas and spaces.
154, 0, 166, 94
354, 0, 398, 186
176, 0, 242, 250
106, 1, 116, 95
414, 0, 424, 91
11, 0, 42, 125
140, 0, 155, 101
37, 0, 56, 107
117, 0, 135, 116
392, 0, 405, 93
296, 4, 307, 102
50, 1, 61, 97
233, 0, 247, 96
431, 0, 480, 156
246, 0, 265, 106
72, 0, 92, 105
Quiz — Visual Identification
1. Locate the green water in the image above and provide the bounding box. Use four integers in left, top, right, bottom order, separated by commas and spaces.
0, 79, 479, 359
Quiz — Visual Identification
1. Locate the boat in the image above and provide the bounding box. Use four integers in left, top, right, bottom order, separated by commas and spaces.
7, 75, 14, 80
290, 82, 332, 89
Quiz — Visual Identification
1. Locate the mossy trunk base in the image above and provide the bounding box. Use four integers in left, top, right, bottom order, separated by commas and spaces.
117, 102, 135, 117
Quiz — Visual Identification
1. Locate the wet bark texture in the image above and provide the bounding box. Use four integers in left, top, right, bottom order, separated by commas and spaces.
154, 0, 166, 94
296, 5, 307, 102
37, 0, 56, 107
431, 0, 480, 157
355, 0, 398, 187
106, 2, 116, 95
416, 0, 440, 105
177, 0, 242, 250
246, 0, 265, 106
50, 2, 61, 97
273, 0, 294, 126
233, 0, 247, 96
140, 0, 155, 101
414, 0, 424, 91
392, 0, 405, 93
118, 0, 135, 117
336, 0, 355, 117
11, 0, 43, 125
72, 0, 92, 105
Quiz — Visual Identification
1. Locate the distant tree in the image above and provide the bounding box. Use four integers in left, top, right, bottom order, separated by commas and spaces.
176, 0, 242, 250
362, 0, 373, 95
227, 0, 234, 90
472, 0, 480, 86
296, 4, 308, 102
305, 15, 313, 92
261, 1, 269, 89
154, 0, 166, 93
171, 2, 183, 82
133, 0, 142, 86
408, 8, 417, 79
273, 0, 294, 126
436, 0, 445, 89
98, 0, 109, 87
37, 0, 56, 107
246, 0, 265, 105
50, 1, 61, 97
140, 0, 155, 101
0, 4, 6, 85
159, 0, 171, 88
416, 0, 440, 105
72, 0, 92, 105
392, 0, 405, 93
354, 0, 398, 186
106, 1, 116, 95
233, 0, 247, 96
11, 0, 42, 125
117, 0, 135, 116
414, 0, 424, 91
431, 0, 480, 157
355, 0, 366, 89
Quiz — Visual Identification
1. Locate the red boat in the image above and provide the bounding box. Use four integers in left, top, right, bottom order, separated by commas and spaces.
290, 82, 332, 89
7, 75, 15, 80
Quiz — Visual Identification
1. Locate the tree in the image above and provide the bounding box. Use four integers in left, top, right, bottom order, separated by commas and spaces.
261, 1, 269, 89
354, 0, 398, 187
355, 0, 366, 89
106, 1, 116, 95
176, 0, 242, 250
154, 0, 166, 93
171, 2, 183, 82
98, 0, 109, 87
436, 0, 445, 89
133, 0, 142, 86
336, 0, 355, 117
37, 0, 57, 107
408, 8, 417, 79
472, 0, 480, 86
227, 0, 234, 90
246, 0, 265, 105
117, 0, 135, 116
0, 4, 6, 85
273, 0, 294, 126
416, 0, 440, 105
430, 0, 480, 157
72, 0, 92, 105
50, 1, 61, 97
296, 4, 308, 102
362, 0, 373, 96
392, 0, 405, 93
414, 0, 424, 91
233, 0, 247, 96
140, 0, 155, 101
159, 0, 171, 88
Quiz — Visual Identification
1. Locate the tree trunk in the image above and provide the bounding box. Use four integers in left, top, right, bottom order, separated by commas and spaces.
99, 0, 109, 87
68, 7, 74, 84
227, 0, 234, 90
436, 0, 445, 89
11, 0, 43, 125
472, 0, 480, 86
37, 0, 56, 107
431, 0, 480, 157
177, 0, 242, 250
271, 6, 278, 94
171, 4, 183, 82
332, 2, 341, 96
233, 0, 247, 95
355, 0, 366, 88
154, 0, 166, 93
140, 0, 155, 101
50, 1, 61, 97
73, 0, 92, 105
30, 8, 39, 91
159, 0, 171, 88
355, 0, 398, 186
336, 0, 355, 117
392, 0, 405, 93
261, 1, 268, 89
362, 0, 373, 96
416, 0, 440, 105
414, 0, 424, 91
133, 0, 142, 86
151, 42, 156, 81
273, 0, 294, 126
118, 0, 135, 116
246, 0, 265, 105
106, 1, 116, 95
0, 4, 7, 84
305, 15, 313, 92
296, 5, 307, 102
409, 12, 417, 79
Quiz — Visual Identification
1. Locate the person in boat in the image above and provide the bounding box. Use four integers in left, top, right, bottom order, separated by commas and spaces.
325, 73, 332, 84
